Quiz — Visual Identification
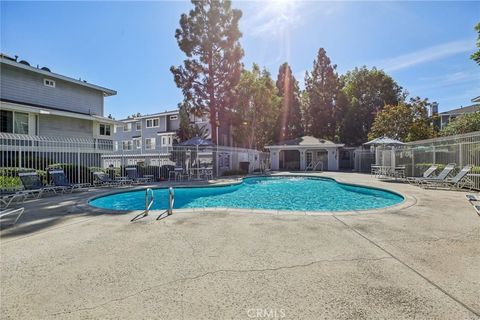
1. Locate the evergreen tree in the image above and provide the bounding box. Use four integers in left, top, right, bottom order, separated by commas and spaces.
471, 22, 480, 65
176, 103, 210, 142
304, 48, 340, 140
275, 62, 303, 142
232, 64, 281, 149
171, 0, 244, 145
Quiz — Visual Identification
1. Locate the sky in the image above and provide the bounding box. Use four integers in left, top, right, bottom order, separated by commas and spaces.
1, 1, 479, 119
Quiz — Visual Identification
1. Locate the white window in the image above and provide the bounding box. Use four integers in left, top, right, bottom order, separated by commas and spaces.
122, 140, 133, 151
0, 110, 29, 134
161, 135, 173, 146
113, 141, 118, 151
145, 138, 155, 150
44, 79, 55, 88
146, 118, 159, 128
169, 115, 178, 120
133, 138, 142, 149
123, 123, 132, 132
136, 121, 142, 131
99, 123, 111, 136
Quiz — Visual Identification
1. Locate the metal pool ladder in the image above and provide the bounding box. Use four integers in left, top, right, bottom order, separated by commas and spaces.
144, 188, 154, 216
167, 187, 174, 215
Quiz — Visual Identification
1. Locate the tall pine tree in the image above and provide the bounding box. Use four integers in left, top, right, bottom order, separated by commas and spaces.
276, 63, 303, 142
304, 48, 340, 140
171, 0, 244, 145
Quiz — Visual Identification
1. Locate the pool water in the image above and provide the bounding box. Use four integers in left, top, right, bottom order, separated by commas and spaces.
89, 176, 404, 212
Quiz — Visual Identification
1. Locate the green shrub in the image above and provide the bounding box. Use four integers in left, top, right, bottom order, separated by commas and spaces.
0, 167, 46, 191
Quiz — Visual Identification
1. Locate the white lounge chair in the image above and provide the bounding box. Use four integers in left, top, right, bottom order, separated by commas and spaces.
466, 194, 479, 202
406, 165, 438, 185
0, 207, 25, 225
416, 163, 456, 187
422, 165, 474, 190
474, 205, 480, 216
1, 192, 27, 209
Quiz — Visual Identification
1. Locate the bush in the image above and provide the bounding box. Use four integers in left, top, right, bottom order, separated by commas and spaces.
0, 167, 46, 191
221, 169, 246, 176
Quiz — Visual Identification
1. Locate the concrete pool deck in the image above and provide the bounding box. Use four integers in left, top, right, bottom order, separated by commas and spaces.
1, 172, 479, 319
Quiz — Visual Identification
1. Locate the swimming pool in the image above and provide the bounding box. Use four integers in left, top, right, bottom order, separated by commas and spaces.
89, 176, 404, 212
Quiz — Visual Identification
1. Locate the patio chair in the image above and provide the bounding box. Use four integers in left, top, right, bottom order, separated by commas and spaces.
421, 165, 474, 190
474, 205, 480, 216
406, 165, 438, 185
18, 172, 66, 197
125, 167, 150, 184
48, 169, 91, 192
415, 163, 456, 186
1, 192, 27, 209
200, 167, 213, 180
0, 207, 25, 226
466, 194, 479, 202
93, 172, 122, 187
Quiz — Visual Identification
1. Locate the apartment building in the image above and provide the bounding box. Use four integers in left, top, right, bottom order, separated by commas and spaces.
0, 54, 117, 140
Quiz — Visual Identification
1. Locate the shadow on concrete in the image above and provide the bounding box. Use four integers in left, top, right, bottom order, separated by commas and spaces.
0, 189, 135, 240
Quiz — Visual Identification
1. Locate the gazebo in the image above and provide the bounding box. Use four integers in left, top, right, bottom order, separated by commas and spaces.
266, 136, 345, 171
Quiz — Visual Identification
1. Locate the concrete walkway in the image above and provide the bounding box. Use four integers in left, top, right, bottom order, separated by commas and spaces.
1, 173, 479, 319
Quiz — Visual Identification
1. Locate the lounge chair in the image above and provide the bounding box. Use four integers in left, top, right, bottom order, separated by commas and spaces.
93, 172, 122, 187
421, 165, 474, 190
125, 167, 150, 184
466, 194, 479, 202
1, 192, 27, 209
416, 163, 456, 186
0, 207, 25, 225
48, 169, 91, 192
406, 165, 438, 184
474, 205, 480, 216
18, 172, 66, 197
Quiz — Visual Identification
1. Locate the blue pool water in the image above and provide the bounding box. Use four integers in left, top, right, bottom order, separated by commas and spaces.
89, 176, 403, 212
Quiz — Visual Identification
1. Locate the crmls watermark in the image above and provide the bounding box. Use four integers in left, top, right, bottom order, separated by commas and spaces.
246, 308, 286, 319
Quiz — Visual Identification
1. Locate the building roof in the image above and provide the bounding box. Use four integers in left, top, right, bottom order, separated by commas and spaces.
119, 110, 179, 122
439, 104, 480, 116
266, 136, 344, 149
472, 96, 480, 103
0, 55, 117, 96
1, 99, 121, 124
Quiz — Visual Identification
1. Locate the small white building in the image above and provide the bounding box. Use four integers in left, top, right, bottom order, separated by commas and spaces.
266, 136, 344, 171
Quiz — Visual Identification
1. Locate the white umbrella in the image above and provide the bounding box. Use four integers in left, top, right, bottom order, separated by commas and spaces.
364, 136, 405, 146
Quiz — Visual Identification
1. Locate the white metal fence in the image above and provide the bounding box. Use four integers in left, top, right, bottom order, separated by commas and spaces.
0, 133, 269, 192
394, 131, 480, 189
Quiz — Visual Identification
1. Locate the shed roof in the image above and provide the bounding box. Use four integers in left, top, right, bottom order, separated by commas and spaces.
266, 136, 344, 149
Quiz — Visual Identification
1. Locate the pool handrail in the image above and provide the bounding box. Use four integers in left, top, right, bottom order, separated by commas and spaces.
144, 188, 154, 216
168, 187, 174, 215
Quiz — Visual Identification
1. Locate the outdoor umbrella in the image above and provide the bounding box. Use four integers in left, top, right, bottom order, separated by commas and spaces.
177, 137, 215, 179
364, 136, 405, 168
178, 136, 215, 146
364, 136, 405, 146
